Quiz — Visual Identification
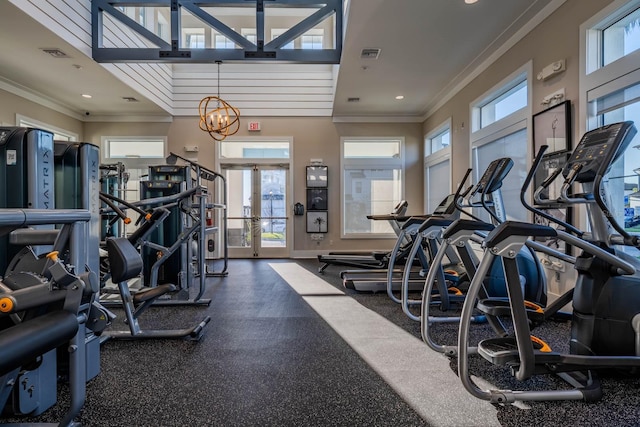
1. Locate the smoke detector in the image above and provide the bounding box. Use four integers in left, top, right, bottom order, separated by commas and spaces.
360, 48, 380, 59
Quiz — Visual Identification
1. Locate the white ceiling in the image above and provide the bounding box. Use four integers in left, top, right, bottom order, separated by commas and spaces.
0, 0, 555, 121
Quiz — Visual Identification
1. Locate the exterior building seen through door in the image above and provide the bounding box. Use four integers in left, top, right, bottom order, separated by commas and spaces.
225, 165, 289, 257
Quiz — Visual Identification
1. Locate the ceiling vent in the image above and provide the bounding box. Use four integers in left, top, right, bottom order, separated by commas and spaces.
122, 97, 140, 102
40, 48, 69, 58
347, 97, 360, 102
360, 48, 380, 59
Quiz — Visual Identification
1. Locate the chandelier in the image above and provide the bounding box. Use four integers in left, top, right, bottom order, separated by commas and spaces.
199, 61, 240, 141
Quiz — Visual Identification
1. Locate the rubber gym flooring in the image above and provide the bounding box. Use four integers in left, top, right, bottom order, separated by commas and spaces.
6, 258, 640, 426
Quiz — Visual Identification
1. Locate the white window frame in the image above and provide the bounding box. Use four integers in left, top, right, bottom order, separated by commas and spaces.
16, 114, 78, 141
470, 62, 531, 140
340, 137, 405, 239
469, 62, 532, 221
579, 0, 640, 232
216, 136, 293, 165
424, 118, 452, 213
470, 121, 529, 223
100, 136, 167, 167
182, 28, 205, 48
214, 32, 236, 49
580, 0, 640, 135
301, 29, 324, 50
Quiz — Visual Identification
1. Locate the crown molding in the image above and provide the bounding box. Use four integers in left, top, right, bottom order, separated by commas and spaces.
0, 76, 83, 120
83, 115, 174, 123
332, 115, 423, 123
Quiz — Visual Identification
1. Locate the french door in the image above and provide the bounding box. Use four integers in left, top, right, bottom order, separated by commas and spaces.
223, 164, 290, 258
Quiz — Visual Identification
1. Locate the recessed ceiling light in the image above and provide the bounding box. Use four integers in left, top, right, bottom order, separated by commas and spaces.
81, 94, 92, 99
395, 95, 404, 100
465, 0, 478, 4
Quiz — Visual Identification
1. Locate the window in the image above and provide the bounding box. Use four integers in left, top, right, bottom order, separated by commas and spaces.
602, 7, 640, 67
220, 140, 290, 159
157, 15, 169, 42
470, 63, 531, 222
215, 33, 236, 49
591, 84, 640, 233
582, 1, 640, 235
426, 128, 450, 156
341, 138, 404, 237
271, 29, 294, 49
301, 34, 323, 49
17, 115, 77, 141
425, 159, 450, 214
242, 28, 257, 44
472, 127, 528, 222
301, 30, 324, 50
103, 137, 165, 159
585, 1, 640, 75
183, 28, 205, 48
101, 136, 167, 218
477, 79, 527, 130
424, 120, 451, 213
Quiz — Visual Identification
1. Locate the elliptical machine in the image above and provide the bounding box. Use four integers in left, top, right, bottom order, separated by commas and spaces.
457, 121, 640, 403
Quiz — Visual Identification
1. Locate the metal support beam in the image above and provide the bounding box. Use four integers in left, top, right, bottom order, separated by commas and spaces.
92, 0, 343, 63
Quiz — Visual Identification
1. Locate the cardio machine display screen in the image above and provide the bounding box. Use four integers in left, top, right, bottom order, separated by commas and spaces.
564, 122, 636, 181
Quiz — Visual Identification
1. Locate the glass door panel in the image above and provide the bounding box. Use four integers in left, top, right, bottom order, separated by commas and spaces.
259, 168, 288, 256
224, 165, 289, 257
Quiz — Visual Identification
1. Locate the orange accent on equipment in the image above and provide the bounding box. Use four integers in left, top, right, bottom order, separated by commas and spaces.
46, 251, 59, 262
524, 300, 544, 313
531, 336, 552, 352
0, 297, 14, 313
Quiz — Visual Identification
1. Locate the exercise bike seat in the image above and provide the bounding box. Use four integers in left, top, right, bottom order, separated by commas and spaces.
106, 237, 177, 303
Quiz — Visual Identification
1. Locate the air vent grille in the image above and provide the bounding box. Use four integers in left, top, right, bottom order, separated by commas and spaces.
347, 97, 360, 102
122, 97, 140, 102
360, 48, 380, 59
40, 48, 69, 58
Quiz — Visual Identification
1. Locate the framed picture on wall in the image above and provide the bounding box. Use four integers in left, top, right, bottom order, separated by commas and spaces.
307, 188, 328, 211
307, 211, 328, 233
306, 166, 328, 188
532, 100, 571, 155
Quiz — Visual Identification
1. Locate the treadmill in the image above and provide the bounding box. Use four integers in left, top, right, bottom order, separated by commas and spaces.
316, 200, 408, 273
340, 194, 459, 292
